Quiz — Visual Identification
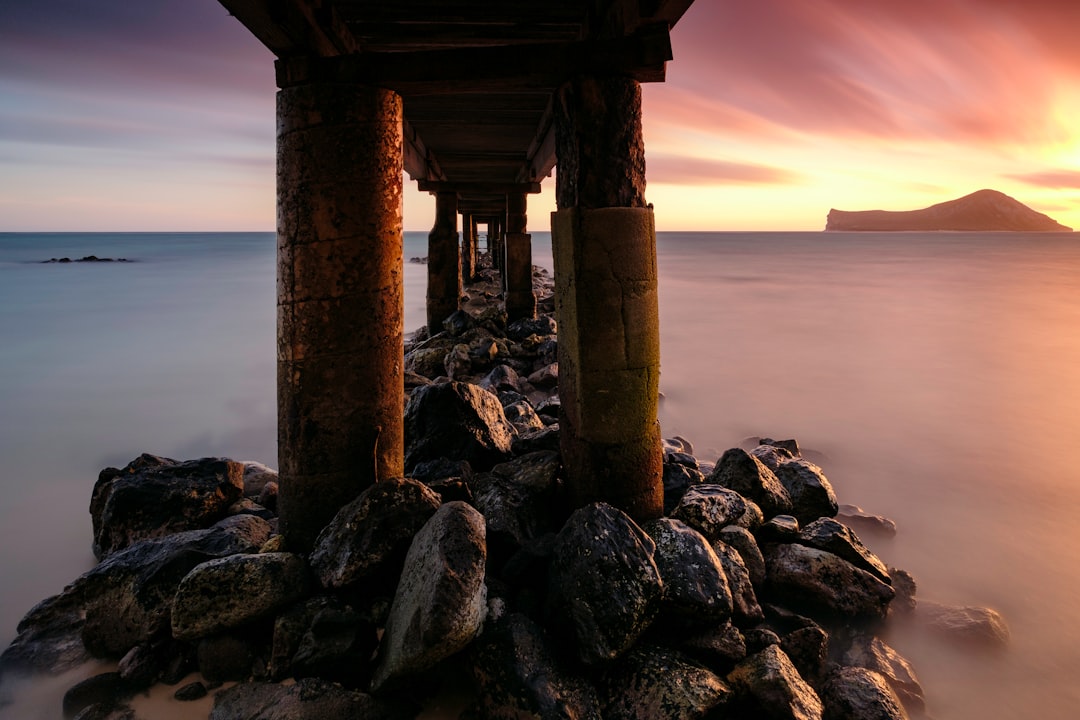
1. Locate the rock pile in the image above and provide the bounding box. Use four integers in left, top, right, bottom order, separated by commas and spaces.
0, 262, 1002, 720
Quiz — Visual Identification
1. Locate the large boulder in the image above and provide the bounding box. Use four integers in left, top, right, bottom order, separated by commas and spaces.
774, 459, 839, 524
309, 478, 442, 592
1, 516, 270, 673
546, 503, 663, 665
709, 448, 792, 518
727, 645, 823, 720
796, 518, 890, 584
645, 518, 733, 626
403, 381, 514, 472
171, 553, 309, 640
670, 485, 747, 541
601, 645, 732, 720
90, 454, 245, 560
209, 678, 413, 720
371, 501, 488, 693
763, 544, 895, 622
269, 596, 377, 683
472, 451, 561, 564
821, 667, 908, 720
842, 636, 924, 713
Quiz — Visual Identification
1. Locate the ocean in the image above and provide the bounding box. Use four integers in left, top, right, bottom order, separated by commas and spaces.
1, 230, 1079, 719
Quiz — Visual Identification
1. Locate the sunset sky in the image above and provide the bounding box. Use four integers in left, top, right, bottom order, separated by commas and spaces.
2, 0, 1079, 232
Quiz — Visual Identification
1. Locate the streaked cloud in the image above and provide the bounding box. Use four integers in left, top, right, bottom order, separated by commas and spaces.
1005, 170, 1080, 189
647, 154, 801, 186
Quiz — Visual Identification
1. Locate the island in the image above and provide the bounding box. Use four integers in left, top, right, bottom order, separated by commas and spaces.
825, 189, 1072, 232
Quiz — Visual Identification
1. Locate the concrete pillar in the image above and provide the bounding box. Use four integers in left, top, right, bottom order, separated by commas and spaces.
505, 192, 536, 321
277, 81, 405, 550
552, 75, 663, 521
426, 191, 461, 331
461, 213, 476, 282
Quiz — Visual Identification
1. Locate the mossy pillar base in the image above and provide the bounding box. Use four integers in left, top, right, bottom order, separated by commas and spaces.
552, 206, 663, 520
277, 81, 404, 551
426, 191, 461, 331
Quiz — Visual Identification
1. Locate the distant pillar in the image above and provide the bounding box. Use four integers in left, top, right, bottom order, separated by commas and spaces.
505, 192, 536, 321
552, 75, 662, 521
461, 213, 476, 282
277, 80, 405, 550
493, 218, 506, 275
426, 191, 461, 331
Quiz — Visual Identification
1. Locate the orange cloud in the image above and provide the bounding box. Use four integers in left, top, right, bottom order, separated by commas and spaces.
646, 154, 802, 186
1005, 170, 1080, 189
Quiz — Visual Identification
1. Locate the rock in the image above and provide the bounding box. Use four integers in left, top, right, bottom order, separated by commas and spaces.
198, 634, 254, 683
716, 526, 766, 589
403, 381, 515, 473
90, 454, 246, 560
774, 459, 839, 525
443, 309, 475, 336
466, 613, 602, 720
730, 499, 765, 532
480, 364, 525, 394
727, 645, 823, 720
709, 448, 792, 518
503, 400, 545, 433
288, 600, 377, 684
527, 362, 559, 388
837, 504, 897, 538
227, 497, 276, 521
257, 482, 279, 513
601, 645, 732, 720
409, 457, 474, 484
918, 601, 1010, 645
645, 518, 733, 626
781, 626, 830, 689
671, 485, 747, 541
511, 424, 561, 455
444, 343, 473, 379
843, 636, 924, 713
371, 501, 488, 692
174, 681, 208, 701
821, 667, 908, 720
507, 315, 557, 340
209, 677, 413, 720
0, 517, 270, 673
172, 552, 310, 640
472, 451, 560, 564
546, 503, 663, 665
63, 672, 130, 719
309, 477, 442, 591
662, 462, 706, 515
242, 462, 278, 498
117, 642, 162, 688
796, 518, 890, 584
888, 568, 917, 615
758, 514, 800, 542
744, 628, 781, 654
679, 622, 747, 670
404, 345, 450, 379
762, 438, 802, 456
750, 444, 795, 472
711, 540, 764, 626
763, 544, 895, 622
71, 703, 135, 720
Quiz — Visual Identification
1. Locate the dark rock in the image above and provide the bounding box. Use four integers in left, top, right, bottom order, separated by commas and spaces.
443, 309, 476, 336
256, 482, 278, 513
534, 396, 560, 420
1, 517, 270, 673
242, 462, 278, 498
781, 626, 830, 689
198, 634, 254, 683
763, 544, 895, 622
497, 389, 527, 407
758, 514, 800, 542
730, 499, 765, 532
507, 315, 557, 341
744, 628, 781, 654
511, 424, 561, 455
762, 438, 802, 456
472, 451, 560, 564
601, 645, 732, 720
527, 362, 558, 389
209, 677, 414, 720
917, 601, 1009, 645
888, 568, 917, 615
404, 345, 451, 380
842, 635, 924, 713
546, 503, 663, 665
117, 642, 161, 688
679, 622, 747, 671
670, 485, 747, 541
63, 672, 129, 719
289, 600, 378, 684
227, 498, 276, 521
796, 519, 890, 584
727, 645, 824, 720
480, 364, 525, 394
662, 462, 706, 515
711, 540, 764, 626
750, 444, 795, 472
709, 448, 793, 518
371, 501, 488, 692
172, 552, 310, 640
821, 667, 908, 720
503, 400, 545, 433
71, 704, 135, 720
466, 613, 602, 720
425, 477, 473, 504
159, 641, 197, 685
175, 681, 208, 701
409, 457, 474, 484
645, 518, 733, 626
444, 343, 472, 379
90, 454, 246, 560
665, 451, 699, 469
837, 504, 897, 538
717, 526, 766, 589
774, 459, 839, 525
309, 477, 441, 591
404, 381, 515, 472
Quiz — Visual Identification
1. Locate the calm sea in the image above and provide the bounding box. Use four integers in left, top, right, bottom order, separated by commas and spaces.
2, 230, 1079, 719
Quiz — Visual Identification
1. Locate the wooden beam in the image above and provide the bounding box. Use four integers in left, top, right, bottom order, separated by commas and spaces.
417, 180, 541, 195
402, 119, 445, 182
220, 0, 360, 57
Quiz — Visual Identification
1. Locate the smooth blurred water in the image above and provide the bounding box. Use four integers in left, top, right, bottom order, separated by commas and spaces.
2, 230, 1079, 719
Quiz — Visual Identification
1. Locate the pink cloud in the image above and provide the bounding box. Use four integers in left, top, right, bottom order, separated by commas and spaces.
646, 154, 801, 186
1005, 170, 1080, 189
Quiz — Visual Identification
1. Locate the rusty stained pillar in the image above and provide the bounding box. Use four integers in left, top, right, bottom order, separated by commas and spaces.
277, 80, 405, 550
461, 213, 477, 282
426, 191, 461, 331
492, 217, 506, 275
505, 192, 536, 321
551, 74, 663, 521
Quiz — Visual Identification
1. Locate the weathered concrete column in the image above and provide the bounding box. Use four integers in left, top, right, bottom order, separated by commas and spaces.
552, 74, 662, 520
505, 192, 536, 321
426, 191, 461, 331
277, 80, 404, 550
461, 213, 476, 281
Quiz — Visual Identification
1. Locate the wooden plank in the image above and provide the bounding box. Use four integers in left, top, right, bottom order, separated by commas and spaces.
417, 180, 541, 194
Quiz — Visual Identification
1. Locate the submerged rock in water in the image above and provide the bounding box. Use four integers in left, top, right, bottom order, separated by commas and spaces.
917, 601, 1010, 645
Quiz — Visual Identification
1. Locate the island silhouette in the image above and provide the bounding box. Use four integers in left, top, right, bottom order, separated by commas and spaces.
826, 189, 1072, 231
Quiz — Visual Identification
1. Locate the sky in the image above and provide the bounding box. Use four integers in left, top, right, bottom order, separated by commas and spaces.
1, 0, 1079, 232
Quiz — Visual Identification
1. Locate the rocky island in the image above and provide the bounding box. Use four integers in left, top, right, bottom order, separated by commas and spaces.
825, 189, 1072, 232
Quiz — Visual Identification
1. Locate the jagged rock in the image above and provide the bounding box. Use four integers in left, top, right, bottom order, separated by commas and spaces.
711, 540, 764, 626
662, 462, 706, 515
512, 424, 561, 455
480, 364, 525, 394
774, 459, 839, 524
507, 315, 557, 340
728, 645, 823, 720
527, 362, 558, 388
645, 518, 733, 626
404, 345, 450, 380
601, 645, 732, 720
172, 552, 309, 640
174, 681, 208, 701
0, 517, 270, 672
843, 636, 924, 713
709, 448, 792, 518
918, 601, 1009, 645
837, 504, 897, 538
744, 628, 781, 654
888, 569, 917, 615
409, 457, 474, 484
444, 343, 472, 379
671, 485, 747, 541
209, 677, 414, 720
227, 498, 276, 521
472, 451, 560, 564
763, 544, 895, 621
503, 400, 545, 433
750, 444, 795, 472
403, 381, 514, 473
371, 501, 488, 693
762, 438, 801, 456
242, 462, 278, 498
679, 622, 747, 671
90, 454, 246, 560
758, 514, 800, 542
63, 672, 130, 719
443, 309, 475, 336
309, 478, 442, 591
288, 600, 377, 684
821, 667, 908, 720
117, 642, 162, 688
781, 626, 829, 689
796, 519, 890, 584
198, 634, 254, 683
717, 526, 766, 589
466, 613, 602, 719
546, 503, 663, 665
